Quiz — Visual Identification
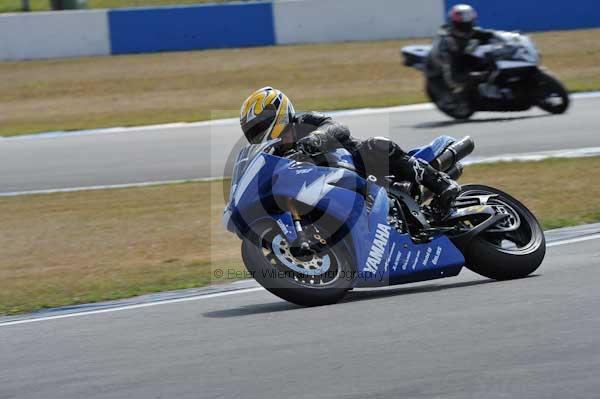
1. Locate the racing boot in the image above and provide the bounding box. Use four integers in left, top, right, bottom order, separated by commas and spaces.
433, 177, 461, 211
361, 137, 461, 211
414, 159, 461, 212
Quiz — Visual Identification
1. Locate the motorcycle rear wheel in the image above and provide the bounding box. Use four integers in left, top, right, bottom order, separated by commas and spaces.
241, 220, 355, 306
455, 185, 546, 280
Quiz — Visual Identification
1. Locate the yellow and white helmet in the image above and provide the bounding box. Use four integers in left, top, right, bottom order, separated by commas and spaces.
240, 87, 295, 144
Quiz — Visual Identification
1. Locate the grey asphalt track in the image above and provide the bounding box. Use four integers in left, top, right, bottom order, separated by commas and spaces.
1, 236, 599, 399
1, 95, 599, 194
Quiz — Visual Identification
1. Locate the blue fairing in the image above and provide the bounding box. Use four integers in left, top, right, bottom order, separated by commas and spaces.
409, 135, 456, 163
224, 137, 466, 288
224, 151, 365, 240
348, 178, 464, 287
326, 147, 357, 170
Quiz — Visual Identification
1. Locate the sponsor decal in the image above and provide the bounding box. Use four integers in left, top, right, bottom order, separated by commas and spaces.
295, 169, 311, 175
422, 247, 433, 267
364, 224, 392, 274
402, 251, 412, 271
411, 250, 421, 270
392, 251, 403, 271
276, 219, 290, 235
432, 246, 443, 265
412, 159, 425, 184
383, 243, 396, 272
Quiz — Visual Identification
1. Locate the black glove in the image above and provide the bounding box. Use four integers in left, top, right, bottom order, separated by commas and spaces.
296, 133, 324, 155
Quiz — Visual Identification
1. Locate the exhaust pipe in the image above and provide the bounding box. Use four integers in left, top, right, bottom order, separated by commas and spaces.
430, 136, 475, 172
446, 162, 464, 180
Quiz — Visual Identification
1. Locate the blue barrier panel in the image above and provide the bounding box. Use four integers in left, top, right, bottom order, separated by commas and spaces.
109, 2, 275, 54
445, 0, 600, 32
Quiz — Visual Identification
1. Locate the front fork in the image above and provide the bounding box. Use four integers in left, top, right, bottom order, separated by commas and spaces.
287, 199, 316, 260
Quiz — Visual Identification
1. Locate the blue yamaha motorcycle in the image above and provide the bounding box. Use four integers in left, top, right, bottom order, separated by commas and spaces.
223, 136, 545, 306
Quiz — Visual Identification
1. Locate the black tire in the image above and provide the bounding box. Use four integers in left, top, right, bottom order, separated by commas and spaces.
426, 82, 475, 120
456, 184, 546, 280
241, 221, 355, 306
535, 71, 570, 114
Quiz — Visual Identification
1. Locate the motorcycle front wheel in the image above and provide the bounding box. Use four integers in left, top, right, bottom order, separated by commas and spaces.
241, 220, 355, 306
455, 185, 546, 280
426, 82, 475, 120
535, 71, 570, 114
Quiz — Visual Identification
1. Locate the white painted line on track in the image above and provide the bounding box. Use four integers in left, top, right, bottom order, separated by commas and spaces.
3, 91, 600, 141
329, 102, 435, 117
0, 177, 226, 197
0, 119, 239, 141
0, 287, 265, 328
0, 232, 598, 328
569, 91, 600, 99
464, 147, 600, 165
2, 146, 599, 197
547, 233, 600, 248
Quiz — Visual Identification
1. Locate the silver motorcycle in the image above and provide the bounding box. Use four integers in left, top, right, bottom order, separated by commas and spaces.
402, 31, 570, 119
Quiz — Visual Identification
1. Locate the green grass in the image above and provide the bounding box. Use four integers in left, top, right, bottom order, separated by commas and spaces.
0, 0, 231, 12
2, 29, 600, 136
462, 157, 600, 230
0, 157, 599, 316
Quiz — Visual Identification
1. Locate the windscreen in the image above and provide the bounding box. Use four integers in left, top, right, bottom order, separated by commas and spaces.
227, 139, 280, 207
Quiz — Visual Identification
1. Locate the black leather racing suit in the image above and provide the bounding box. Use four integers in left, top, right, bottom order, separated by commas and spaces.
282, 112, 458, 201
426, 26, 495, 101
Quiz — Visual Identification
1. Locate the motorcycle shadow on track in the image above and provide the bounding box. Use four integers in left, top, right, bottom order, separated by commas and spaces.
412, 113, 551, 130
203, 300, 302, 318
342, 278, 498, 304
202, 276, 538, 319
344, 275, 539, 303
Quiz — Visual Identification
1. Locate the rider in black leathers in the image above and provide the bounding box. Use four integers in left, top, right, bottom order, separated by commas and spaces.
240, 87, 460, 209
292, 112, 460, 207
427, 4, 495, 109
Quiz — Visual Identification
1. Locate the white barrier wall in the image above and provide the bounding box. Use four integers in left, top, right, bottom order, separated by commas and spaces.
0, 10, 110, 61
2, 1, 600, 61
273, 0, 444, 45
